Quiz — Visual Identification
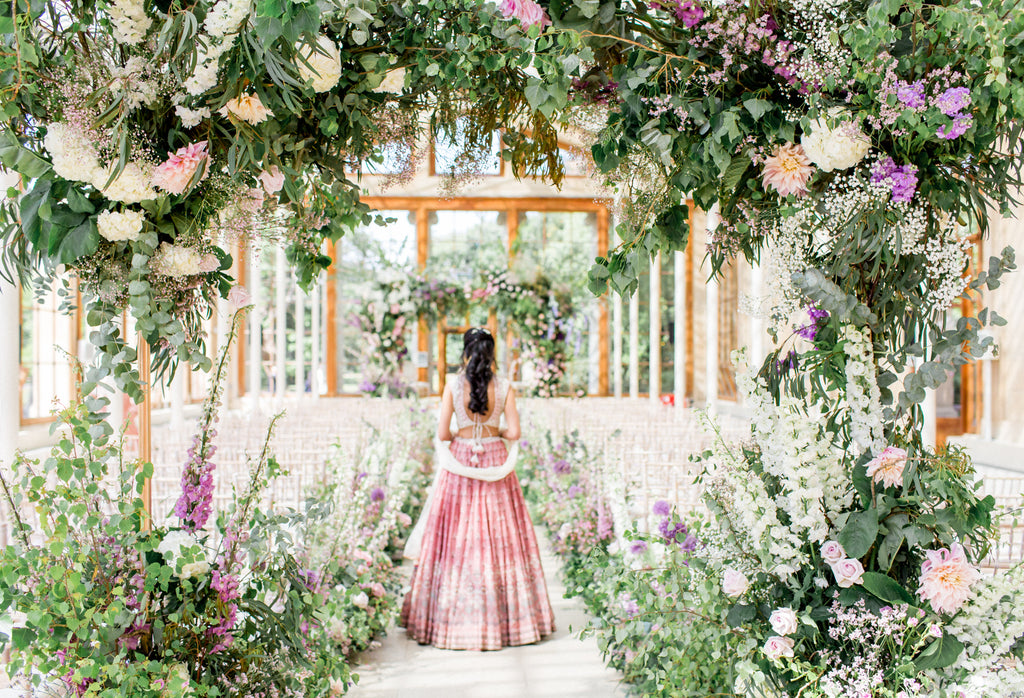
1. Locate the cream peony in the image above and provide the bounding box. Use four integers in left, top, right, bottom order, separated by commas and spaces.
297, 36, 342, 92
865, 446, 908, 489
97, 209, 145, 242
151, 242, 205, 278
219, 93, 274, 125
917, 543, 981, 614
769, 608, 799, 636
800, 109, 871, 172
820, 540, 846, 566
722, 569, 750, 598
373, 67, 407, 94
179, 561, 210, 579
763, 635, 795, 661
96, 162, 157, 204
831, 558, 865, 588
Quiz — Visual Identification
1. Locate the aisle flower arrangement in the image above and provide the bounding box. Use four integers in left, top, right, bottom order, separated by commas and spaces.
351, 271, 417, 397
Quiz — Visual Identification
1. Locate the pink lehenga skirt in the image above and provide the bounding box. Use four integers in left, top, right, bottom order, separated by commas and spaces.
400, 438, 556, 650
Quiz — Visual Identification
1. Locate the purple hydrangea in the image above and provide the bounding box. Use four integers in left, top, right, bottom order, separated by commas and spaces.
935, 86, 972, 117
629, 540, 649, 555
937, 114, 973, 140
652, 500, 671, 517
896, 81, 926, 109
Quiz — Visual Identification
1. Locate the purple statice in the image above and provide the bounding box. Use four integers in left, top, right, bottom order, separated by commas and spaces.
652, 500, 671, 517
358, 379, 377, 393
567, 484, 584, 498
629, 540, 649, 555
551, 458, 572, 475
175, 431, 217, 533
370, 487, 385, 502
888, 166, 919, 203
674, 0, 704, 27
935, 86, 972, 117
896, 81, 927, 109
796, 304, 829, 341
937, 113, 973, 140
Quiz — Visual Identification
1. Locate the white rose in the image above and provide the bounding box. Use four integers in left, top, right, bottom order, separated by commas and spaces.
296, 35, 342, 92
374, 67, 406, 94
820, 540, 846, 566
830, 558, 865, 588
351, 591, 369, 609
179, 560, 210, 579
722, 569, 750, 598
97, 209, 145, 242
800, 109, 870, 172
769, 608, 799, 636
763, 635, 795, 661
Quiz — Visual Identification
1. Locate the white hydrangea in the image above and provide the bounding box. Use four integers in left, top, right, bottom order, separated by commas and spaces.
43, 123, 105, 185
296, 35, 342, 92
203, 0, 253, 38
151, 242, 205, 277
801, 109, 871, 172
175, 105, 212, 128
106, 0, 152, 45
97, 209, 145, 242
94, 161, 157, 204
156, 530, 209, 578
184, 43, 225, 96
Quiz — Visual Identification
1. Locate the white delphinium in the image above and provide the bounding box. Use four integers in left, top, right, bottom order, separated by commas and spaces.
840, 325, 886, 457
296, 35, 342, 92
737, 356, 852, 545
801, 109, 871, 172
43, 123, 105, 185
97, 209, 145, 242
105, 0, 152, 45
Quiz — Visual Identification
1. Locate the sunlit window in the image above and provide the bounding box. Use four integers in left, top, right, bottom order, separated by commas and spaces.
20, 280, 78, 423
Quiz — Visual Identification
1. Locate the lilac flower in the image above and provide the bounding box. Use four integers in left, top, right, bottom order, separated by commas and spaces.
567, 484, 584, 498
896, 81, 926, 109
652, 500, 671, 517
619, 593, 641, 618
675, 0, 704, 27
871, 156, 919, 203
629, 540, 649, 555
937, 114, 973, 140
796, 304, 829, 341
370, 487, 385, 502
935, 86, 971, 117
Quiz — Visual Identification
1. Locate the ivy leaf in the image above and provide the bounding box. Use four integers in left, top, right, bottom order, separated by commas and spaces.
838, 508, 879, 559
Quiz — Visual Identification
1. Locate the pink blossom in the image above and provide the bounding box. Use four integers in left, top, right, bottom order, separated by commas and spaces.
761, 142, 813, 197
830, 558, 864, 588
762, 635, 795, 661
499, 0, 551, 29
917, 544, 981, 614
820, 540, 846, 566
228, 285, 253, 310
866, 446, 908, 489
259, 166, 285, 194
152, 141, 209, 195
722, 569, 749, 597
369, 582, 386, 598
199, 253, 220, 273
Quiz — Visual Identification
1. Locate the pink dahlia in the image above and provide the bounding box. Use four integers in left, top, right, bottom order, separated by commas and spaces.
917, 543, 981, 614
866, 446, 908, 489
499, 0, 551, 29
152, 141, 209, 195
761, 142, 813, 197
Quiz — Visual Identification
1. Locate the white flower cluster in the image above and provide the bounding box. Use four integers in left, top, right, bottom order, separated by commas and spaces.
902, 218, 972, 310
699, 408, 807, 580
43, 123, 106, 185
204, 0, 253, 38
942, 563, 1024, 689
762, 209, 815, 326
175, 104, 212, 128
787, 0, 853, 91
151, 242, 215, 277
97, 209, 145, 242
801, 110, 871, 172
156, 530, 210, 579
98, 161, 157, 204
738, 359, 853, 545
297, 36, 342, 93
106, 0, 152, 45
183, 0, 253, 96
109, 57, 160, 111
840, 325, 886, 457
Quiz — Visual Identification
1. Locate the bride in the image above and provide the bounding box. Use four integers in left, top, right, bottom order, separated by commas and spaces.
400, 327, 555, 650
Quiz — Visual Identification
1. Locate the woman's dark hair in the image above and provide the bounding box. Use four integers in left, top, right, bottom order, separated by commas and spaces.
462, 328, 495, 415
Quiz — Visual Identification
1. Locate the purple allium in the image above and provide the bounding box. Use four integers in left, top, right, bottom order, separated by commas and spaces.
629, 540, 649, 555
935, 86, 972, 117
370, 487, 385, 502
896, 81, 926, 109
937, 113, 973, 140
679, 533, 698, 554
652, 500, 671, 517
658, 516, 689, 544
567, 484, 584, 498
552, 458, 572, 475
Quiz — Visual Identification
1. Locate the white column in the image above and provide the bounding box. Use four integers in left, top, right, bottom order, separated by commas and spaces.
749, 261, 765, 367
295, 279, 305, 398
612, 292, 623, 398
921, 387, 937, 449
588, 300, 600, 394
170, 370, 186, 430
982, 358, 993, 440
248, 246, 263, 402
648, 253, 661, 404
274, 247, 287, 399
311, 279, 321, 398
705, 205, 721, 411
673, 250, 687, 409
0, 280, 19, 466
629, 291, 640, 398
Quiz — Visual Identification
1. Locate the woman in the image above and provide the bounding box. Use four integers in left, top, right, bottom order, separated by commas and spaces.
400, 327, 555, 650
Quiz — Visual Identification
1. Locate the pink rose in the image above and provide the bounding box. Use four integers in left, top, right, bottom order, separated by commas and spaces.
369, 582, 386, 598
259, 166, 285, 194
499, 0, 551, 29
152, 141, 209, 195
820, 540, 846, 566
722, 569, 749, 598
228, 285, 252, 310
769, 608, 799, 636
830, 558, 865, 588
762, 635, 795, 661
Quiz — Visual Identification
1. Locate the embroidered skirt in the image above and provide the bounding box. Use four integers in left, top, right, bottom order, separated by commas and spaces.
400, 438, 556, 650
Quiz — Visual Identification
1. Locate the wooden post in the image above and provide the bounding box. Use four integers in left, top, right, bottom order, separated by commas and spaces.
597, 207, 610, 395
138, 335, 152, 530
325, 240, 338, 395
417, 207, 430, 387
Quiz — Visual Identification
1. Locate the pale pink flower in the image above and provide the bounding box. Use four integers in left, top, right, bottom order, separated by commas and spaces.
831, 558, 864, 588
199, 253, 220, 273
917, 544, 981, 614
259, 166, 285, 194
761, 142, 814, 197
396, 512, 412, 527
769, 608, 799, 636
219, 93, 274, 125
499, 0, 551, 29
152, 141, 209, 195
722, 569, 749, 598
228, 285, 253, 310
763, 635, 795, 661
240, 187, 265, 214
820, 540, 846, 566
866, 446, 908, 489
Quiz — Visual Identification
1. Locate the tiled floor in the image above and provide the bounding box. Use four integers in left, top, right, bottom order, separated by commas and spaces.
346, 531, 629, 698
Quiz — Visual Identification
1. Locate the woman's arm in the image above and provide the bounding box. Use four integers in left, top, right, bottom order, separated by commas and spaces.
437, 383, 455, 441
499, 387, 521, 441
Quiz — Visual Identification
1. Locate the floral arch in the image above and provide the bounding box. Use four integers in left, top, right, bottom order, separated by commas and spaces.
2, 0, 1024, 693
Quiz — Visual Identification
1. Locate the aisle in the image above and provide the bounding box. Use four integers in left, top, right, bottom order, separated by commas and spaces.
346, 529, 629, 698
